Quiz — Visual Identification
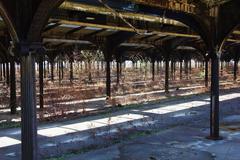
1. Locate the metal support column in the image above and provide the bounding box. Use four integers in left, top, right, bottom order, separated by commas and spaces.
61, 61, 64, 80
47, 61, 50, 76
43, 58, 46, 78
3, 62, 6, 82
70, 60, 73, 83
21, 52, 38, 160
185, 60, 189, 80
205, 60, 209, 87
189, 60, 192, 79
6, 62, 10, 85
116, 61, 120, 85
152, 59, 155, 81
209, 54, 220, 140
58, 61, 61, 83
0, 63, 2, 81
10, 59, 17, 114
88, 60, 92, 82
173, 62, 176, 80
39, 56, 44, 109
233, 59, 238, 82
51, 61, 54, 82
180, 61, 183, 80
106, 58, 111, 98
165, 57, 169, 93
170, 60, 174, 80
220, 61, 223, 76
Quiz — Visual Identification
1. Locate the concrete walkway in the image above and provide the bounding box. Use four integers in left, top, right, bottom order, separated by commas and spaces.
0, 89, 240, 159
67, 90, 240, 160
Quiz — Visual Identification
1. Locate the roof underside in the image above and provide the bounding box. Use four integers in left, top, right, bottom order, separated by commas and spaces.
0, 0, 239, 57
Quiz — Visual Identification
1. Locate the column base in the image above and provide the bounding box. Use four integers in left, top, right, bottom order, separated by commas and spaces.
206, 135, 223, 141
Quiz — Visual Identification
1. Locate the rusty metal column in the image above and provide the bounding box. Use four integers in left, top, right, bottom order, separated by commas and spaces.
209, 53, 220, 139
43, 57, 46, 78
58, 60, 61, 83
116, 61, 120, 85
205, 59, 209, 87
10, 59, 17, 114
6, 62, 10, 85
189, 60, 192, 79
233, 59, 238, 82
51, 61, 54, 82
170, 60, 174, 80
165, 57, 169, 93
120, 61, 122, 77
61, 61, 64, 80
106, 57, 111, 98
180, 60, 183, 80
0, 63, 2, 81
3, 62, 6, 83
47, 61, 50, 76
152, 58, 155, 81
103, 45, 112, 99
220, 61, 224, 76
70, 59, 74, 83
173, 61, 176, 80
39, 55, 44, 109
185, 60, 189, 80
21, 51, 38, 160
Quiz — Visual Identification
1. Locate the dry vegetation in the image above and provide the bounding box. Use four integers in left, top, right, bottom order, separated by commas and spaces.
0, 61, 239, 127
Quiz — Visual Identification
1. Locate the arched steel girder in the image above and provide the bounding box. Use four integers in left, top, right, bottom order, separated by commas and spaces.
220, 50, 233, 62
98, 31, 136, 60
180, 40, 210, 60
56, 1, 213, 51
135, 5, 211, 49
0, 0, 64, 43
134, 1, 240, 53
46, 50, 61, 63
115, 47, 128, 61
0, 1, 18, 42
0, 51, 8, 62
27, 0, 65, 42
154, 37, 188, 58
0, 41, 10, 62
225, 46, 240, 61
180, 38, 206, 51
175, 49, 204, 61
218, 0, 240, 50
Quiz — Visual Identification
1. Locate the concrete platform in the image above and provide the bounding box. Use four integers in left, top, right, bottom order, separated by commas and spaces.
68, 123, 240, 160
69, 142, 213, 160
0, 89, 240, 160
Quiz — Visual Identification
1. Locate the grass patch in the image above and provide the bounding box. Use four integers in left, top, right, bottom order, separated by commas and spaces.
0, 121, 20, 129
127, 130, 152, 140
45, 129, 158, 160
46, 154, 74, 160
45, 144, 106, 160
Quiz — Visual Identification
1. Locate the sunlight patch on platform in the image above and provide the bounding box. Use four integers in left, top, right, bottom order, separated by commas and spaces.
0, 137, 21, 148
38, 113, 146, 137
143, 101, 207, 115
